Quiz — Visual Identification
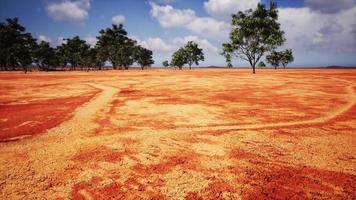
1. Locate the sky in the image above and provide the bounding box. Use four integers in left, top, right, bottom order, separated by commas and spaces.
0, 0, 356, 67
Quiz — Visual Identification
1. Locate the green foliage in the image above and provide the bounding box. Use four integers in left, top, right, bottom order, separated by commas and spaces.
266, 50, 283, 69
81, 47, 102, 71
134, 46, 154, 70
222, 43, 233, 68
0, 18, 36, 72
171, 48, 187, 70
222, 2, 285, 73
0, 18, 155, 71
162, 60, 169, 67
184, 41, 204, 69
33, 41, 58, 71
57, 36, 90, 70
96, 24, 137, 70
258, 61, 266, 67
266, 49, 294, 69
170, 41, 204, 70
280, 49, 294, 68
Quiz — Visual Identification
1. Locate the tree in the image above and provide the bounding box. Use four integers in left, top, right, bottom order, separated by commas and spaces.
96, 24, 138, 70
171, 48, 187, 70
134, 46, 154, 70
57, 36, 90, 70
33, 41, 58, 71
82, 47, 103, 71
184, 41, 204, 69
0, 18, 36, 73
118, 38, 137, 70
280, 49, 294, 68
258, 61, 266, 68
162, 60, 169, 67
222, 2, 285, 73
266, 50, 282, 69
222, 43, 233, 68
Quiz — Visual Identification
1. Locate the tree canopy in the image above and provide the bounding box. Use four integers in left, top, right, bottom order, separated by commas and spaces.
170, 41, 204, 70
184, 41, 204, 69
0, 18, 155, 72
0, 18, 36, 72
171, 48, 187, 70
162, 60, 169, 67
134, 45, 154, 70
280, 49, 294, 68
33, 41, 58, 71
222, 2, 285, 73
258, 61, 266, 67
266, 50, 282, 69
266, 49, 294, 69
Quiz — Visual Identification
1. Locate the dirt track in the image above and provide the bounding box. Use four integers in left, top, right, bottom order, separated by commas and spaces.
0, 69, 355, 199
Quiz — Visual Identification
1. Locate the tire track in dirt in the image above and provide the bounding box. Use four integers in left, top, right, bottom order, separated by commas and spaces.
0, 83, 119, 199
169, 78, 356, 132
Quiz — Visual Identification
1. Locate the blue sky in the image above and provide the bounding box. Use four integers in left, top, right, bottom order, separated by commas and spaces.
1, 0, 355, 67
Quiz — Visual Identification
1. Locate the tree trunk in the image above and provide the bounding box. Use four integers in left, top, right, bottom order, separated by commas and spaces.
252, 65, 256, 74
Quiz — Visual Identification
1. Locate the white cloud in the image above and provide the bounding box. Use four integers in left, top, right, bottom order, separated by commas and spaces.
138, 35, 218, 55
37, 35, 52, 44
112, 15, 125, 25
84, 35, 97, 46
172, 36, 219, 54
279, 6, 356, 53
150, 2, 195, 28
305, 0, 356, 14
46, 0, 91, 23
204, 0, 260, 20
57, 37, 67, 45
137, 35, 222, 66
149, 2, 230, 40
139, 37, 173, 52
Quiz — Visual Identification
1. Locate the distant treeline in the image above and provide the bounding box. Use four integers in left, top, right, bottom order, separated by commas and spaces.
1, 2, 296, 74
0, 18, 154, 73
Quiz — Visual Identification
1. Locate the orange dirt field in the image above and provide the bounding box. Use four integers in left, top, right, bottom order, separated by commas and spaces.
0, 69, 355, 199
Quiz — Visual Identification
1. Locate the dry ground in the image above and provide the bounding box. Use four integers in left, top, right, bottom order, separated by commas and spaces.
0, 69, 355, 199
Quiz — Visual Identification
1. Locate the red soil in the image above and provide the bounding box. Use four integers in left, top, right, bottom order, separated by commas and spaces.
0, 93, 97, 141
0, 69, 355, 199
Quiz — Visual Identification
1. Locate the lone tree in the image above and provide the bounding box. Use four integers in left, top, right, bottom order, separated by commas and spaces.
280, 49, 294, 68
222, 44, 233, 68
184, 41, 204, 69
266, 50, 282, 69
258, 61, 266, 68
222, 2, 285, 73
171, 48, 187, 70
162, 60, 169, 67
134, 46, 154, 70
170, 41, 204, 70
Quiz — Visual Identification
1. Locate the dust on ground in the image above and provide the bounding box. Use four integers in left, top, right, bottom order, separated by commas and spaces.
0, 69, 355, 199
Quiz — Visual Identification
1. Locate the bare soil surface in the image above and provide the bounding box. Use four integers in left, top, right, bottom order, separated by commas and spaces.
0, 69, 355, 199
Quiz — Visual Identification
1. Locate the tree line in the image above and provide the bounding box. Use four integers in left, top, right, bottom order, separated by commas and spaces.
0, 18, 154, 73
161, 2, 293, 72
222, 2, 294, 73
1, 2, 294, 74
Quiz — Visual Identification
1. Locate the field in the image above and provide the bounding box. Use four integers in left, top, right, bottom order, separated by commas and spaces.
0, 69, 355, 199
